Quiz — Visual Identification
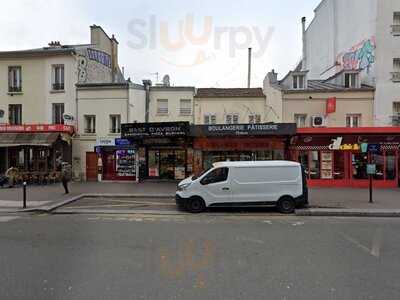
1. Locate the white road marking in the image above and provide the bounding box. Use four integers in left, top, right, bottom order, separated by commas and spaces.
0, 216, 20, 222
340, 228, 383, 258
371, 228, 383, 258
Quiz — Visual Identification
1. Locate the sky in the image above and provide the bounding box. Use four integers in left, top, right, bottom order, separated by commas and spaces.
0, 0, 321, 87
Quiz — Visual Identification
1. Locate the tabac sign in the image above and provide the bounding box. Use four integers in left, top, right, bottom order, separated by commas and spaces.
192, 123, 296, 137
121, 122, 190, 139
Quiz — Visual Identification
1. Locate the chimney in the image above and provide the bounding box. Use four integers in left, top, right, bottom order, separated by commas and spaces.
247, 48, 252, 88
302, 17, 307, 71
142, 80, 152, 123
48, 41, 61, 48
267, 69, 278, 84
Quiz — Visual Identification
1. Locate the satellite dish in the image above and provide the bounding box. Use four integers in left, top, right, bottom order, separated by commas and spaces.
162, 74, 170, 87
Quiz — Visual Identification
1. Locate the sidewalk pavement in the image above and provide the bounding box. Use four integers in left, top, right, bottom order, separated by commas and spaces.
0, 182, 399, 216
0, 181, 177, 212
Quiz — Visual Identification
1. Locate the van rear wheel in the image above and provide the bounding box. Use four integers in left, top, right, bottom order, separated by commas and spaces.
277, 196, 295, 214
187, 197, 206, 213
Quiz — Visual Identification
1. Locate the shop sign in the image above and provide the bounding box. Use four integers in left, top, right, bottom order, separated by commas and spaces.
122, 122, 189, 139
326, 97, 336, 114
193, 123, 296, 137
367, 144, 381, 153
96, 137, 115, 146
115, 138, 132, 146
328, 137, 360, 151
0, 124, 75, 134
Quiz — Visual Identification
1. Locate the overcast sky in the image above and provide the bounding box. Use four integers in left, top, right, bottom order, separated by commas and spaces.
0, 0, 321, 87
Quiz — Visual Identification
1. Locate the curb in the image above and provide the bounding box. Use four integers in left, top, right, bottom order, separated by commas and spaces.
296, 208, 400, 218
52, 209, 190, 216
19, 193, 175, 213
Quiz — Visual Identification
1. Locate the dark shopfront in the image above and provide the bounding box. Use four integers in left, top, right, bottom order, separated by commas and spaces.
0, 124, 74, 177
192, 123, 297, 174
290, 128, 400, 188
122, 122, 192, 181
95, 138, 136, 181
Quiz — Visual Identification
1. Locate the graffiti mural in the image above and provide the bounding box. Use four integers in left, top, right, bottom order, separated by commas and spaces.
337, 37, 376, 73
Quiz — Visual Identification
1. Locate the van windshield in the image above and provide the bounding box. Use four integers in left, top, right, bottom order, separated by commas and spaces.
192, 167, 212, 180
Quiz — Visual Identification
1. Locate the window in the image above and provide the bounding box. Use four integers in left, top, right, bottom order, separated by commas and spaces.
200, 167, 229, 185
393, 102, 400, 125
294, 114, 307, 128
249, 114, 261, 124
344, 73, 357, 88
392, 59, 400, 82
8, 104, 22, 125
8, 66, 22, 93
179, 99, 192, 115
392, 12, 400, 35
157, 99, 168, 114
204, 114, 217, 124
52, 103, 64, 124
292, 75, 305, 89
52, 65, 65, 90
309, 151, 320, 179
226, 114, 239, 124
346, 114, 361, 128
84, 115, 96, 134
109, 114, 121, 133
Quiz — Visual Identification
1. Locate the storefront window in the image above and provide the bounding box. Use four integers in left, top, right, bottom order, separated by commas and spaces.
352, 153, 368, 180
309, 151, 320, 179
320, 152, 333, 179
298, 151, 309, 178
273, 150, 285, 160
386, 151, 396, 180
116, 150, 136, 177
333, 152, 345, 179
256, 151, 273, 161
148, 150, 159, 177
371, 152, 384, 180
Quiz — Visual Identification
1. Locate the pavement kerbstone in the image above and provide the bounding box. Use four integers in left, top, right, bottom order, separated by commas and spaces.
296, 208, 400, 218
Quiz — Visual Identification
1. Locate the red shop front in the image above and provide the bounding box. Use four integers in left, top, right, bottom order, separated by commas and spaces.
290, 128, 400, 188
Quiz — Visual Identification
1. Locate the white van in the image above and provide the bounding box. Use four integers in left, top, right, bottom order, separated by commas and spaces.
176, 161, 308, 213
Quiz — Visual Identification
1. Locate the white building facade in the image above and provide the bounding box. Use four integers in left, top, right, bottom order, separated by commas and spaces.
303, 0, 400, 126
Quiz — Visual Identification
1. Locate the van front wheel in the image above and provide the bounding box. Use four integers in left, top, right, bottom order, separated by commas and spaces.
277, 196, 295, 214
187, 197, 206, 213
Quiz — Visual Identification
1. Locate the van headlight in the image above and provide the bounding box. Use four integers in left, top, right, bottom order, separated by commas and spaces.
177, 183, 191, 191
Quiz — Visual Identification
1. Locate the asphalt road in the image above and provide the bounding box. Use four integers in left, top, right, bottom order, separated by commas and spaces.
1, 212, 400, 300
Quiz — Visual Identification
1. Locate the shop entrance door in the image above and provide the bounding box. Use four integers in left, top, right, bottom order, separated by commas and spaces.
103, 152, 116, 180
86, 152, 98, 182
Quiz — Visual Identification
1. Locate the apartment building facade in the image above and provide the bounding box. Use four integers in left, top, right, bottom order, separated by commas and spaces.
302, 0, 400, 126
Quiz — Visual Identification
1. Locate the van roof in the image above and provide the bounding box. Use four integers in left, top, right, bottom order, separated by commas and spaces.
212, 160, 301, 168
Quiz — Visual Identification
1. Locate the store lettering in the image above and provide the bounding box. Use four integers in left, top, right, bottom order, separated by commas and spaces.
328, 137, 360, 151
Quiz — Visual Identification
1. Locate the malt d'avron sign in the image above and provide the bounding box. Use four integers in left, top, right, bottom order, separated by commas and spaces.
121, 122, 190, 139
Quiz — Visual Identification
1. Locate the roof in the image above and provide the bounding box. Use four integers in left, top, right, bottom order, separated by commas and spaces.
213, 161, 300, 168
0, 46, 76, 59
76, 82, 129, 89
195, 88, 265, 98
150, 86, 195, 92
281, 80, 374, 93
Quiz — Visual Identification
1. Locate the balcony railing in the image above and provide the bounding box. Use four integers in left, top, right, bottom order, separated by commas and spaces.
8, 86, 22, 93
391, 115, 400, 126
52, 83, 65, 91
392, 24, 400, 35
392, 72, 400, 82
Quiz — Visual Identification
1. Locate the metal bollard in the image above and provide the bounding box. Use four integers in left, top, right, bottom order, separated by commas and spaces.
23, 182, 27, 209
